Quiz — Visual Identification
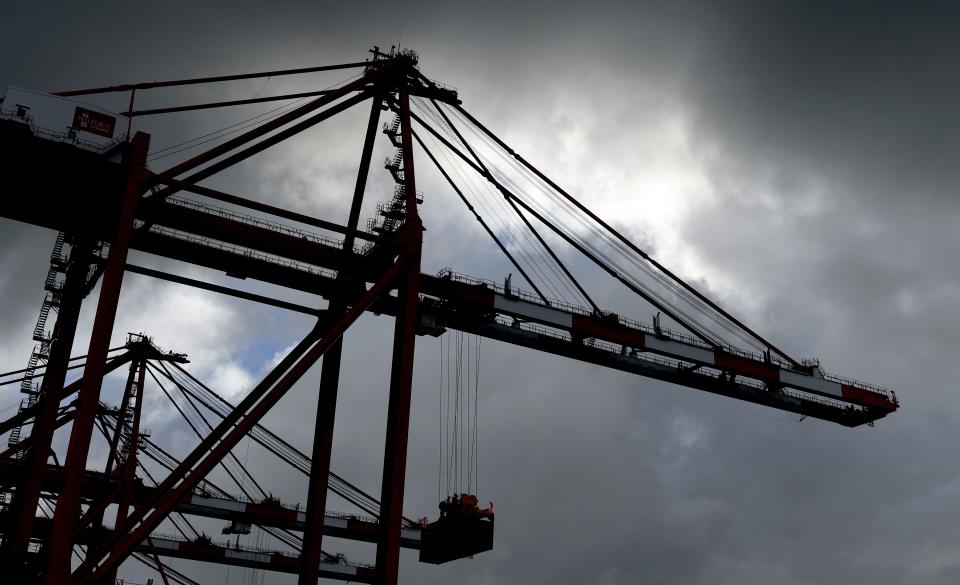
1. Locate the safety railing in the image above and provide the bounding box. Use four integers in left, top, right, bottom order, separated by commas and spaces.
164, 196, 346, 251
136, 531, 373, 568
435, 268, 892, 400
186, 486, 385, 527
0, 110, 122, 155
141, 223, 338, 281
819, 371, 894, 400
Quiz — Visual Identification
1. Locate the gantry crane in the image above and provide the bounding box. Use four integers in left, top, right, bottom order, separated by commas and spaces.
0, 47, 897, 585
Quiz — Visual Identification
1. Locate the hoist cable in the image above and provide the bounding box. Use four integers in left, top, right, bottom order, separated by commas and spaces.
474, 336, 481, 496
445, 332, 452, 495
438, 334, 444, 502
466, 334, 471, 493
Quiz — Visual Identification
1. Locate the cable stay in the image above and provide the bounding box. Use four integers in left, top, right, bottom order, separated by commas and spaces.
30, 338, 416, 538
406, 109, 722, 348
144, 363, 267, 502
427, 96, 601, 315
448, 99, 801, 366
398, 95, 800, 363
403, 98, 588, 307
95, 404, 346, 565
408, 99, 587, 309
155, 360, 415, 526
409, 101, 725, 345
414, 131, 550, 305
404, 93, 733, 347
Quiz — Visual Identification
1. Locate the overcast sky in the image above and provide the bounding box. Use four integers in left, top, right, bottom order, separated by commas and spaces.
2, 2, 960, 584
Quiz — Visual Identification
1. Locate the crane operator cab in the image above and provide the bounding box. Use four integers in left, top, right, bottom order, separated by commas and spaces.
419, 493, 494, 564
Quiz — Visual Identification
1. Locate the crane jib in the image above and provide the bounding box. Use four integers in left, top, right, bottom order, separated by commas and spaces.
470, 288, 896, 413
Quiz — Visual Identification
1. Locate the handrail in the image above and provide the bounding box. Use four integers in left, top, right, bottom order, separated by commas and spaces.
481, 310, 870, 412
0, 110, 122, 155
164, 196, 347, 251
129, 531, 373, 568
434, 268, 891, 399
141, 223, 338, 281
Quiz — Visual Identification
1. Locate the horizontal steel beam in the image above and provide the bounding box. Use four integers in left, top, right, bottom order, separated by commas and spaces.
424, 305, 884, 427
145, 175, 394, 244
128, 89, 339, 117
124, 263, 323, 316
23, 517, 377, 583
0, 462, 422, 549
54, 62, 372, 96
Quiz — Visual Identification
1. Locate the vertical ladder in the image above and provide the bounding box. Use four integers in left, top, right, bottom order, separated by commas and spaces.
359, 114, 422, 255
116, 373, 142, 468
7, 232, 69, 455
369, 114, 422, 237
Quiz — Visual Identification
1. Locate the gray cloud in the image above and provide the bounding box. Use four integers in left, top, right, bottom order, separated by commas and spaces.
2, 2, 959, 584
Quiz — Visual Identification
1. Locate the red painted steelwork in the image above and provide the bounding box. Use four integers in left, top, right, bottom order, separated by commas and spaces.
127, 89, 338, 117
145, 175, 390, 244
54, 62, 371, 96
299, 92, 385, 585
5, 240, 95, 562
153, 68, 387, 190
374, 85, 423, 585
44, 132, 150, 584
78, 257, 408, 584
104, 359, 147, 585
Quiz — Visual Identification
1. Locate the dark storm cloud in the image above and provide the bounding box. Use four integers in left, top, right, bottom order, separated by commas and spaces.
683, 2, 960, 204
671, 1, 960, 381
2, 2, 960, 584
0, 224, 56, 337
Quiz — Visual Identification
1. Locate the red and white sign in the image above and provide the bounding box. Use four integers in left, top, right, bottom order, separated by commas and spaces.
72, 107, 116, 138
